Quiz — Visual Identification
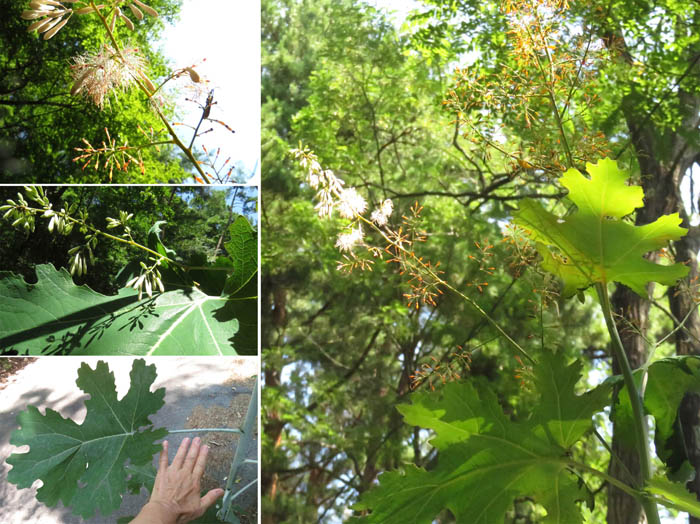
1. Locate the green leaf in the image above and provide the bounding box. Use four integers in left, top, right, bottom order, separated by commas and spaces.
354, 352, 610, 523
647, 476, 700, 518
0, 264, 256, 355
224, 216, 258, 296
532, 352, 612, 448
6, 359, 167, 519
513, 158, 688, 297
147, 220, 177, 263
614, 356, 700, 469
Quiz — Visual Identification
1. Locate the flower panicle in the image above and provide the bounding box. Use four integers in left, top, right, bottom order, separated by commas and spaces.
410, 347, 473, 391
70, 44, 148, 108
73, 127, 150, 181
292, 146, 453, 313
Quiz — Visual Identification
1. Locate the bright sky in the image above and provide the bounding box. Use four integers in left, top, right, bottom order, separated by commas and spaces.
159, 0, 260, 185
367, 0, 421, 25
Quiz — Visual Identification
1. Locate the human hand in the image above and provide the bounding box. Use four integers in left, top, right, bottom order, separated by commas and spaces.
133, 437, 224, 524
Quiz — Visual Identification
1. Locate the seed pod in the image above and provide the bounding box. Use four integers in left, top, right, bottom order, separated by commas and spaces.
138, 72, 156, 93
128, 3, 144, 20
75, 5, 104, 14
120, 12, 135, 31
132, 0, 158, 18
44, 17, 68, 39
185, 67, 201, 83
22, 10, 49, 20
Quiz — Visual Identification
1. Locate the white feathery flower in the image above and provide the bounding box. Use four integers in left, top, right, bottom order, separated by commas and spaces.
315, 188, 334, 218
370, 199, 394, 226
370, 209, 387, 226
70, 45, 146, 108
380, 199, 393, 217
335, 225, 364, 252
337, 188, 367, 219
308, 172, 320, 189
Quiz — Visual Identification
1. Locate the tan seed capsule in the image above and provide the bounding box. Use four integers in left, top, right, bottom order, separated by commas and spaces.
139, 73, 156, 93
185, 67, 201, 83
21, 10, 48, 20
128, 4, 144, 20
120, 13, 135, 31
38, 15, 62, 33
74, 5, 104, 14
27, 17, 53, 32
132, 0, 158, 18
43, 17, 68, 39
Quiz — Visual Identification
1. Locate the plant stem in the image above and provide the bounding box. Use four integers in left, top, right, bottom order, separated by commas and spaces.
22, 205, 234, 274
525, 19, 574, 169
167, 428, 243, 435
566, 458, 642, 500
595, 282, 660, 524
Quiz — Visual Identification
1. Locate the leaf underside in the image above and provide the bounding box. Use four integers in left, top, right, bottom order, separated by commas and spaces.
6, 359, 167, 519
224, 215, 258, 296
353, 352, 610, 523
0, 264, 256, 355
513, 158, 688, 297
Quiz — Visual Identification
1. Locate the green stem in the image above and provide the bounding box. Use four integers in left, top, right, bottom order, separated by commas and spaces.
526, 22, 575, 169
23, 205, 232, 273
595, 282, 660, 524
167, 428, 242, 435
566, 458, 642, 500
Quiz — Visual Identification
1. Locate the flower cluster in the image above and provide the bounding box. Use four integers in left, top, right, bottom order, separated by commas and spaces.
22, 0, 79, 40
70, 45, 148, 108
410, 348, 473, 391
73, 127, 154, 181
293, 146, 450, 310
293, 146, 397, 255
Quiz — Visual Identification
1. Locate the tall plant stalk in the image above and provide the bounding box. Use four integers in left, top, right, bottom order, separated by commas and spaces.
596, 282, 660, 524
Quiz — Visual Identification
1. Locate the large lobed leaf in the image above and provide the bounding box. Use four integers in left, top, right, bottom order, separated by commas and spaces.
0, 264, 256, 355
353, 352, 610, 523
614, 356, 700, 475
6, 359, 167, 519
513, 158, 688, 297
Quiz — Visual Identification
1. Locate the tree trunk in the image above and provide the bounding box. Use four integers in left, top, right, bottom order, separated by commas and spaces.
261, 274, 287, 524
